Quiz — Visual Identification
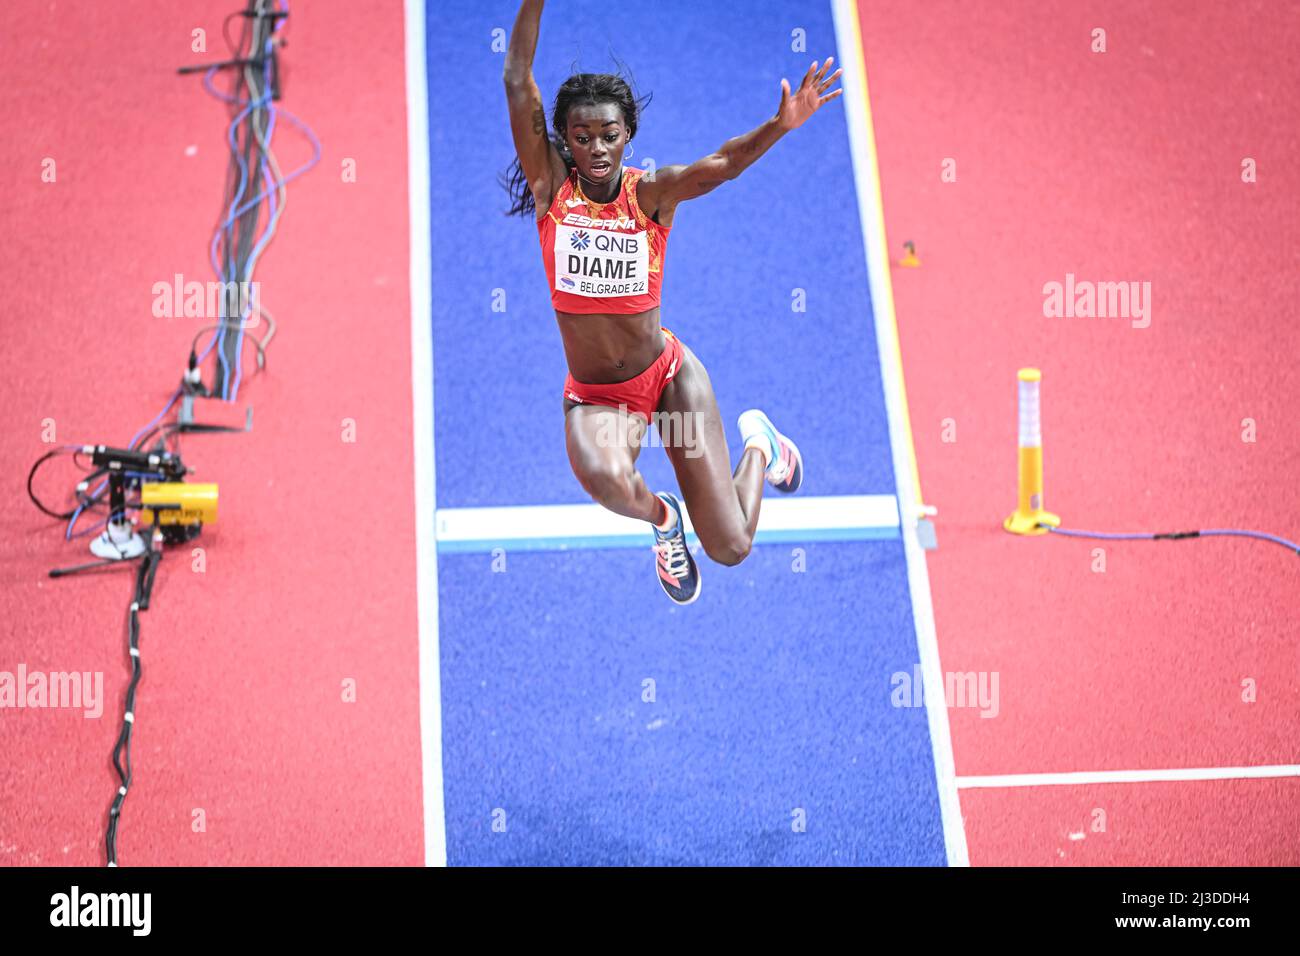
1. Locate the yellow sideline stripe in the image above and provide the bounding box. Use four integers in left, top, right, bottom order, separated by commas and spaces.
840, 0, 925, 511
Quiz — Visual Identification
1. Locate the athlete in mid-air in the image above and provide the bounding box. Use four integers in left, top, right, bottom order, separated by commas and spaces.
503, 0, 842, 605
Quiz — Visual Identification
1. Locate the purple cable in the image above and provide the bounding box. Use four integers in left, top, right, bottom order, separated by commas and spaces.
1200, 529, 1300, 554
1045, 528, 1154, 541
1045, 524, 1299, 556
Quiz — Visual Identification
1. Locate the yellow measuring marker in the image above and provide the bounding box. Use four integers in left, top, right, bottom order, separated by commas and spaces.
1004, 368, 1060, 535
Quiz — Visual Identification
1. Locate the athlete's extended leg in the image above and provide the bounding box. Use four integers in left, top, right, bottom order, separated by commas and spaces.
654, 343, 767, 566
564, 402, 660, 522
566, 399, 702, 604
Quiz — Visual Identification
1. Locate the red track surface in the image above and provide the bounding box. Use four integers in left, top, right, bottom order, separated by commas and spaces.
962, 777, 1300, 866
858, 0, 1300, 863
1, 0, 422, 864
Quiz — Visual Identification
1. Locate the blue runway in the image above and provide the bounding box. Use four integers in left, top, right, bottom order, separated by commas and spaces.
424, 0, 948, 864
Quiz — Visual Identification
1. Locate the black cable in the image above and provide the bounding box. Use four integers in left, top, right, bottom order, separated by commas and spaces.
27, 448, 81, 520
221, 8, 248, 58
50, 553, 146, 578
106, 547, 160, 867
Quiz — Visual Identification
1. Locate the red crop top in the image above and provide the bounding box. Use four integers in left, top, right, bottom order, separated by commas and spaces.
537, 166, 670, 315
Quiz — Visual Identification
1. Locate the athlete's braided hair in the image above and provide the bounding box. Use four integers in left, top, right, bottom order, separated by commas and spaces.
503, 72, 651, 218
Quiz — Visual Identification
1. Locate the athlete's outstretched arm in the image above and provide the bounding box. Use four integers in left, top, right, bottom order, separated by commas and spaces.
639, 58, 843, 219
503, 0, 567, 215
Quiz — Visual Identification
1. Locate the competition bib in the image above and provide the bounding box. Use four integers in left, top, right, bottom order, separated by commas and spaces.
554, 219, 649, 299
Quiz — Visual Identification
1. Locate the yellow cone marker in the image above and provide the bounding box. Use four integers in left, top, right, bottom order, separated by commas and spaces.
1003, 368, 1060, 535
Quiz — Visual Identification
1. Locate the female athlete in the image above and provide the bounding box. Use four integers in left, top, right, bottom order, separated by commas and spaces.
503, 0, 842, 605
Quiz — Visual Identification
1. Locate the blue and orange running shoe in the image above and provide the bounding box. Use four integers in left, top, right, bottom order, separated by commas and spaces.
737, 409, 803, 494
652, 492, 701, 605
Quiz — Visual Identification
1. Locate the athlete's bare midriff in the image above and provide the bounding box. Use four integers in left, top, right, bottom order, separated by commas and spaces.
555, 307, 666, 384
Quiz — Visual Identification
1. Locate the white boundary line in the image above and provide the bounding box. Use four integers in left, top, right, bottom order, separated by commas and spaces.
958, 765, 1300, 789
435, 494, 900, 551
404, 0, 447, 868
832, 0, 969, 866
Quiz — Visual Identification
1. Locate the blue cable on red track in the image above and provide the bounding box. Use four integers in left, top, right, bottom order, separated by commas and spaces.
1045, 524, 1300, 556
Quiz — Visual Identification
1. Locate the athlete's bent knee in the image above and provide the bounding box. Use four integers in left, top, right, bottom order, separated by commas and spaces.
703, 532, 752, 567
580, 462, 636, 511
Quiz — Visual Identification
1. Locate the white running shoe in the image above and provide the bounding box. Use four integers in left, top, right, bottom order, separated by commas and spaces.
737, 409, 803, 494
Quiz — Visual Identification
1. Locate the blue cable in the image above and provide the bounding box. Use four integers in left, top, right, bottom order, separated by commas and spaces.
1045, 524, 1300, 556
1200, 528, 1300, 554
231, 37, 286, 401
128, 388, 183, 450
216, 95, 321, 400
229, 52, 275, 400
196, 4, 320, 401
1045, 528, 1157, 541
200, 4, 272, 395
211, 79, 261, 397
230, 56, 277, 401
202, 52, 275, 396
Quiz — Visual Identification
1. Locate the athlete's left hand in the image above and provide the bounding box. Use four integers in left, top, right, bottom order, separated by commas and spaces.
777, 57, 844, 131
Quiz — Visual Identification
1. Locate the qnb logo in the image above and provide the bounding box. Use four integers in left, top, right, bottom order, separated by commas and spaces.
50, 886, 151, 936
569, 230, 591, 251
